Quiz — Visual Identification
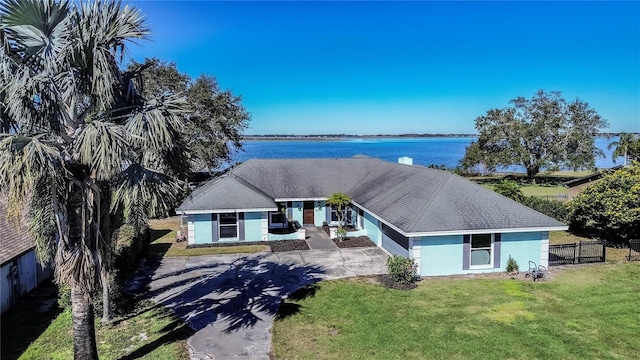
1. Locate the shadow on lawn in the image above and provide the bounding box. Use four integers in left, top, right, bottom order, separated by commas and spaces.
132, 254, 326, 334
0, 282, 62, 360
118, 313, 194, 360
275, 284, 320, 321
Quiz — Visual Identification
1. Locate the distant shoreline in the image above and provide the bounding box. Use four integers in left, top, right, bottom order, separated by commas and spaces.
242, 132, 624, 141
243, 134, 477, 141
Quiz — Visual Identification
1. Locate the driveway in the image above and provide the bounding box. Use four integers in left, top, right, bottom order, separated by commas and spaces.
137, 247, 388, 359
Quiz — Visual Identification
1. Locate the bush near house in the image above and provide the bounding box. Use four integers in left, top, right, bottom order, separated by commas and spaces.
386, 255, 418, 287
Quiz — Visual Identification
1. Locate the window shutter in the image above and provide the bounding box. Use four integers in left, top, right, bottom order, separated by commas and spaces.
462, 235, 470, 270
325, 204, 331, 223
211, 214, 219, 242
494, 233, 501, 268
238, 212, 245, 241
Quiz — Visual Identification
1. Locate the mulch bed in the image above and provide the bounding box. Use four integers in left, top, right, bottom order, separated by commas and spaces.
376, 274, 418, 290
186, 239, 310, 252
332, 236, 376, 248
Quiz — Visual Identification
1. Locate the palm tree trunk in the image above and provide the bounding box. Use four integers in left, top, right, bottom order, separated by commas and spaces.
100, 264, 111, 324
71, 284, 99, 360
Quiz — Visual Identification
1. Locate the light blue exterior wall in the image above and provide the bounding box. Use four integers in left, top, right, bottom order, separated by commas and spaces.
417, 231, 545, 276
244, 212, 263, 241
363, 212, 382, 246
500, 232, 543, 270
291, 201, 303, 224
419, 235, 464, 276
193, 214, 213, 244
314, 201, 325, 226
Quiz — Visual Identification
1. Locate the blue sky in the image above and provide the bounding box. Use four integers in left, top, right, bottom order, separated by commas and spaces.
126, 1, 640, 135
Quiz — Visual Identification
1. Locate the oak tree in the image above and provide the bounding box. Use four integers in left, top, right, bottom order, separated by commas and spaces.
461, 90, 608, 179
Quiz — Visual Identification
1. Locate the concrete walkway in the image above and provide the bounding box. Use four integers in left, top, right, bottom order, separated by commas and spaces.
138, 247, 388, 360
304, 226, 338, 250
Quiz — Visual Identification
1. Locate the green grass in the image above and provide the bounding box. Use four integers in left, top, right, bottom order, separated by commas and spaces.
273, 262, 640, 359
1, 300, 192, 360
481, 183, 568, 197
148, 217, 269, 257
520, 184, 568, 197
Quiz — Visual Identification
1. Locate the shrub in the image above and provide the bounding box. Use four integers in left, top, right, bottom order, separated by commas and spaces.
568, 162, 640, 244
386, 255, 418, 285
494, 180, 525, 202
506, 255, 519, 273
521, 196, 568, 222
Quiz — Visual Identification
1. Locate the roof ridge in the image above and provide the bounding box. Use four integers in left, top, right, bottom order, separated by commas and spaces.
347, 158, 386, 195
229, 173, 276, 203
405, 170, 452, 231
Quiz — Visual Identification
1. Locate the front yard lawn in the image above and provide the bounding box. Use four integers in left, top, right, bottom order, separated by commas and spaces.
273, 262, 640, 359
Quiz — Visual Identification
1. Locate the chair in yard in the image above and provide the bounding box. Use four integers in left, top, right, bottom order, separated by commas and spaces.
525, 261, 546, 281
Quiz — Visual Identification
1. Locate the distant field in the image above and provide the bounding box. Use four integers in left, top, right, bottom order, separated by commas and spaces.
481, 183, 568, 198
521, 185, 568, 197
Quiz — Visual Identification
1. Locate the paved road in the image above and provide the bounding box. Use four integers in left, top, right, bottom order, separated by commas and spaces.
139, 247, 388, 359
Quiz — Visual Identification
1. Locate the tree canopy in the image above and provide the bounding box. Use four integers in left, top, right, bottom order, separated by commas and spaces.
0, 1, 192, 358
568, 162, 640, 244
461, 90, 608, 179
608, 132, 640, 166
130, 58, 250, 172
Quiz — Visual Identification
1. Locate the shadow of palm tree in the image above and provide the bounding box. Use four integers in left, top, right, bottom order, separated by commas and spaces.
135, 254, 326, 333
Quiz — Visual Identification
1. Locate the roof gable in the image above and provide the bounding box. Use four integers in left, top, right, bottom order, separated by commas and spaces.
177, 175, 277, 212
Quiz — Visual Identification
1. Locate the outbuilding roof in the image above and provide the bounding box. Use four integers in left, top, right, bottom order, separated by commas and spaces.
177, 157, 566, 235
0, 199, 34, 266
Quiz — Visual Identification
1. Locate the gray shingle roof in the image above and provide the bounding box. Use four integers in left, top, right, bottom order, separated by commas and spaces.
178, 158, 566, 234
177, 175, 277, 212
0, 199, 34, 266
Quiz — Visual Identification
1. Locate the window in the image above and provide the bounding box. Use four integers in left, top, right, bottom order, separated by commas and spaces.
181, 215, 188, 227
270, 211, 286, 225
219, 212, 237, 239
331, 205, 339, 222
470, 233, 493, 267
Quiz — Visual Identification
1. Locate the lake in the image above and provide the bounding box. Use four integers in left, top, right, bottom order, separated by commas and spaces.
227, 137, 620, 172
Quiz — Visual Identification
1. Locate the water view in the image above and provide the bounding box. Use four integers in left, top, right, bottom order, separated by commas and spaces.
228, 136, 620, 172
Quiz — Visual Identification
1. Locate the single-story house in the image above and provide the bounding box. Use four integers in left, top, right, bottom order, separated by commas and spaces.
1, 200, 52, 313
177, 157, 567, 276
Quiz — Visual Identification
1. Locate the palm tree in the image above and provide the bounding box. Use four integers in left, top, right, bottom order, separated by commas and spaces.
0, 1, 188, 359
608, 132, 637, 166
326, 192, 351, 241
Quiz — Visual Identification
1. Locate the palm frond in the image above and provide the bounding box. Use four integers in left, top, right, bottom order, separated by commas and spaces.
124, 93, 188, 151
74, 120, 128, 181
0, 0, 71, 72
0, 134, 65, 217
74, 0, 149, 111
28, 175, 61, 266
111, 163, 183, 229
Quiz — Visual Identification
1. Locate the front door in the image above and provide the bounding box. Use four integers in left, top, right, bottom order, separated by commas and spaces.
303, 201, 315, 225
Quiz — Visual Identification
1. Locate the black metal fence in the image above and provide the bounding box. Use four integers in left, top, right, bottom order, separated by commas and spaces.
628, 239, 640, 261
548, 240, 606, 266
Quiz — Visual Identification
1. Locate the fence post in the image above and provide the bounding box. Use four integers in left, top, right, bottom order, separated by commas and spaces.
578, 241, 582, 264
602, 240, 606, 262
